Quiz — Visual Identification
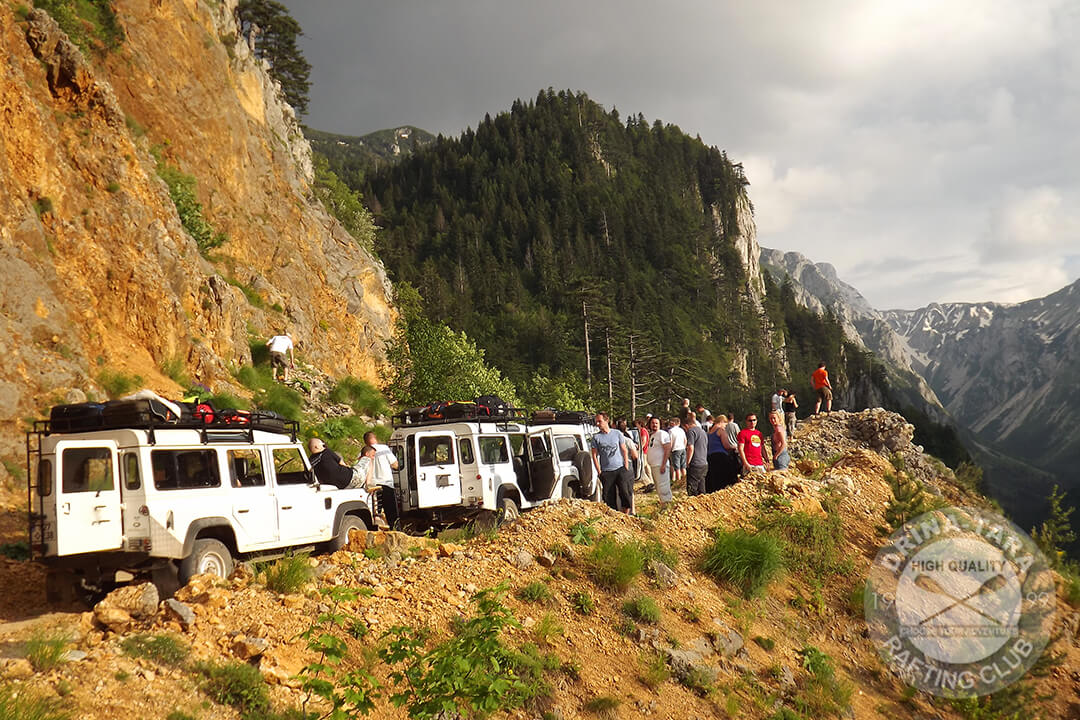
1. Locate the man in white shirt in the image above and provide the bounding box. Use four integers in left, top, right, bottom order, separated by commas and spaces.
667, 416, 687, 489
266, 332, 295, 382
364, 431, 399, 528
645, 416, 672, 505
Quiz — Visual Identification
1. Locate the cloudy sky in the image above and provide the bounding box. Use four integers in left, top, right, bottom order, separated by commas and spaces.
282, 0, 1080, 310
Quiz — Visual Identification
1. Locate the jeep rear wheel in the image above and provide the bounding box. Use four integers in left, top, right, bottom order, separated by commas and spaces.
329, 515, 367, 552
497, 495, 520, 524
179, 539, 234, 583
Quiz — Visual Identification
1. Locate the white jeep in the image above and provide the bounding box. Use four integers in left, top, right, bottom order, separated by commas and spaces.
387, 410, 598, 527
26, 409, 375, 600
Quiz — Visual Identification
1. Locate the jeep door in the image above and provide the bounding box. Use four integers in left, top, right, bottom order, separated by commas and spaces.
53, 441, 123, 555
414, 431, 461, 508
271, 446, 327, 544
525, 428, 559, 501
226, 447, 279, 549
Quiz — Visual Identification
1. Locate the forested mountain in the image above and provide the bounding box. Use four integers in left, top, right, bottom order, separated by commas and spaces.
360, 89, 893, 417
304, 125, 435, 188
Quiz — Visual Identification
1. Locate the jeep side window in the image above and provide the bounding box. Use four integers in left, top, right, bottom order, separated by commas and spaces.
151, 450, 220, 490
62, 448, 112, 493
458, 438, 475, 465
273, 447, 310, 485
37, 458, 53, 497
555, 436, 579, 462
418, 436, 453, 466
124, 453, 140, 490
478, 437, 508, 464
229, 449, 265, 488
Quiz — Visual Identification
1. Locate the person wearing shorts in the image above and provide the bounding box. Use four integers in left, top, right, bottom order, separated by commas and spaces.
267, 332, 295, 382
812, 362, 832, 413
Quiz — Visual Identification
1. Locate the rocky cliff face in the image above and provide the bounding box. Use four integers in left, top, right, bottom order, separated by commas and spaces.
0, 0, 394, 457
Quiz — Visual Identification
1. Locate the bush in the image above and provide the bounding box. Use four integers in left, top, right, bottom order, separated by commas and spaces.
97, 369, 144, 398
194, 660, 270, 716
35, 0, 123, 52
701, 528, 784, 598
120, 633, 189, 666
0, 541, 30, 562
518, 581, 551, 604
622, 595, 661, 624
792, 646, 853, 718
570, 590, 594, 615
24, 629, 70, 672
587, 536, 644, 592
0, 686, 69, 720
755, 509, 848, 580
640, 650, 670, 689
155, 159, 226, 255
327, 377, 388, 417
568, 518, 599, 545
583, 695, 621, 718
257, 554, 313, 594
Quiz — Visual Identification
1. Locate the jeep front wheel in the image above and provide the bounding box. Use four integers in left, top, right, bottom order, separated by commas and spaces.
179, 539, 234, 583
329, 515, 367, 552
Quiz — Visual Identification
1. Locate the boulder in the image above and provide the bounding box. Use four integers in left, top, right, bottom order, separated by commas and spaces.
164, 598, 196, 630
96, 583, 159, 620
94, 606, 133, 632
647, 559, 678, 588
233, 636, 270, 660
512, 551, 535, 570
536, 551, 557, 568
710, 620, 744, 657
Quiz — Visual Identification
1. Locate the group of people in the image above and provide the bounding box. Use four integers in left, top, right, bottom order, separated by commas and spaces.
589, 362, 836, 512
308, 431, 399, 527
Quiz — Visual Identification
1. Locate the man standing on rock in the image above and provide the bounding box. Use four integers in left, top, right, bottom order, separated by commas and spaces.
266, 331, 295, 383
812, 362, 833, 413
365, 431, 399, 529
684, 412, 709, 496
590, 412, 635, 514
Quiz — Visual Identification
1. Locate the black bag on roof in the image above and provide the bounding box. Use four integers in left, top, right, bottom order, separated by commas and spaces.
475, 395, 508, 416
50, 402, 108, 431
441, 401, 477, 419
555, 410, 591, 424
101, 398, 179, 426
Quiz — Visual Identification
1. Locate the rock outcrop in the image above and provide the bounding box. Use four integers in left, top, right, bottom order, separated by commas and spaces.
0, 0, 394, 458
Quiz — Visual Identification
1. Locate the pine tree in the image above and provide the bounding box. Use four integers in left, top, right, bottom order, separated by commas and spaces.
882, 473, 932, 534
1032, 485, 1076, 568
235, 0, 311, 116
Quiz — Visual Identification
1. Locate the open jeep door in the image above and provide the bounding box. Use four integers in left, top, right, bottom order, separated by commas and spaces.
414, 431, 462, 508
53, 440, 123, 555
525, 427, 559, 501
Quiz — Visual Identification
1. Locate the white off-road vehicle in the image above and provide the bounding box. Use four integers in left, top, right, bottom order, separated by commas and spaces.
26, 403, 376, 600
387, 408, 598, 527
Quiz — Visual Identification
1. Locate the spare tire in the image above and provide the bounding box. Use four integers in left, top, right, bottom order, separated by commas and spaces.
572, 450, 594, 500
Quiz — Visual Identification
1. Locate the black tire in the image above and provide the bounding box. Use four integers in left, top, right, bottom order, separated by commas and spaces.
178, 538, 234, 584
329, 515, 367, 553
572, 451, 594, 500
561, 477, 576, 499
497, 495, 520, 524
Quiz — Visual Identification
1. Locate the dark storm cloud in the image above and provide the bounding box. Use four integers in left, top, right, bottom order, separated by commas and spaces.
280, 0, 1080, 309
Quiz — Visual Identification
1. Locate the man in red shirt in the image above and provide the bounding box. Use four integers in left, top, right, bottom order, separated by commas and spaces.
812, 362, 833, 413
737, 413, 769, 475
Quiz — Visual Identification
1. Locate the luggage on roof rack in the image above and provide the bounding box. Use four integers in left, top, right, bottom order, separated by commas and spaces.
392, 401, 526, 426
49, 402, 109, 432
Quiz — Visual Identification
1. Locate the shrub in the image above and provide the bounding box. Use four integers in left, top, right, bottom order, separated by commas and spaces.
701, 527, 784, 598
1032, 485, 1076, 569
120, 633, 189, 666
105, 181, 121, 193
518, 581, 552, 604
755, 509, 849, 580
640, 650, 670, 689
0, 541, 30, 562
881, 472, 935, 533
257, 554, 313, 594
1062, 565, 1080, 608
583, 695, 621, 718
570, 590, 594, 615
155, 158, 226, 255
35, 0, 123, 52
622, 595, 661, 624
24, 629, 70, 671
534, 613, 563, 646
327, 377, 387, 417
793, 646, 853, 718
676, 604, 702, 623
97, 369, 144, 398
678, 665, 715, 695
159, 355, 189, 386
0, 686, 69, 720
640, 537, 678, 568
568, 518, 599, 545
33, 196, 53, 217
194, 660, 270, 716
753, 636, 776, 651
587, 536, 644, 592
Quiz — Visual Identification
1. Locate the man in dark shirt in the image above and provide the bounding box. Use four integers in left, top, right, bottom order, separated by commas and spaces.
684, 412, 709, 496
307, 437, 353, 489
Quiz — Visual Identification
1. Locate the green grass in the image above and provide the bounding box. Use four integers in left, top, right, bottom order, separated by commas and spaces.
568, 518, 599, 545
753, 636, 776, 651
105, 181, 121, 193
570, 590, 594, 615
587, 536, 644, 592
640, 650, 670, 689
0, 686, 69, 720
755, 509, 850, 580
159, 355, 189, 386
256, 554, 312, 594
35, 0, 123, 52
24, 629, 70, 672
226, 276, 265, 309
518, 581, 552, 604
792, 646, 853, 718
640, 537, 678, 568
194, 660, 270, 716
583, 695, 621, 718
120, 633, 189, 666
701, 527, 784, 598
533, 613, 563, 646
327, 377, 388, 417
621, 595, 661, 624
1062, 565, 1080, 608
97, 368, 144, 398
0, 541, 30, 562
234, 365, 303, 420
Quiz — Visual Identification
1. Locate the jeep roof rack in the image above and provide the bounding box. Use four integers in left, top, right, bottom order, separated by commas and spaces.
391, 406, 528, 428
32, 410, 300, 446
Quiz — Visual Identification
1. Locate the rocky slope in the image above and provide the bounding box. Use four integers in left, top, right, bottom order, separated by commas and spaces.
0, 0, 394, 461
0, 410, 1076, 719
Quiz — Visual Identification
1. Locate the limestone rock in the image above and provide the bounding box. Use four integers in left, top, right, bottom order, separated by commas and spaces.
94, 606, 133, 632
512, 551, 535, 570
647, 559, 678, 588
710, 620, 744, 657
164, 599, 196, 630
536, 551, 556, 568
96, 582, 159, 620
233, 636, 270, 660
437, 543, 463, 558
2, 658, 34, 680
